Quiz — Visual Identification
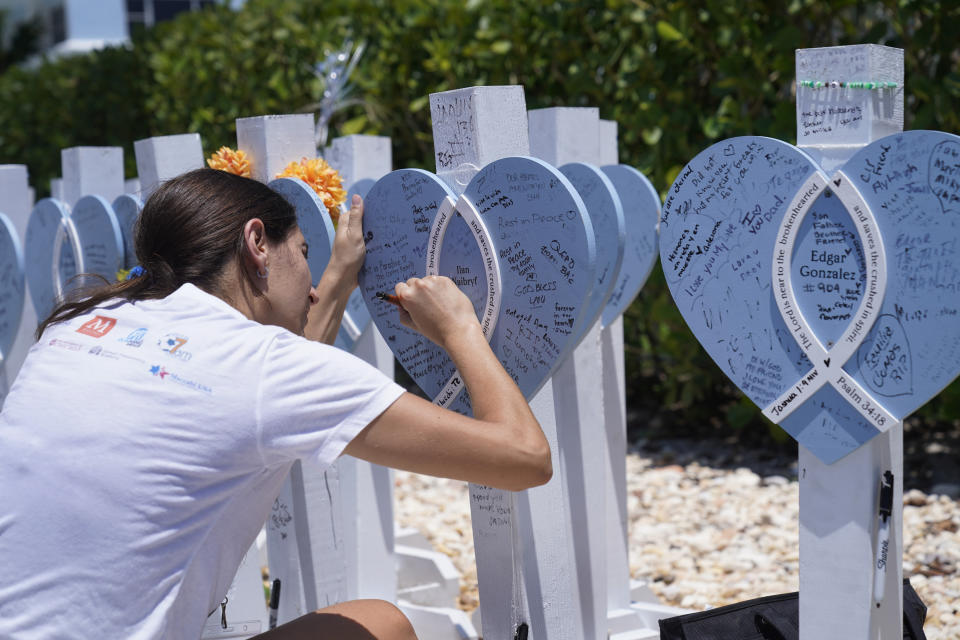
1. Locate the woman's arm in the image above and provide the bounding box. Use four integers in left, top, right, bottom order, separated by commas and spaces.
343, 276, 552, 492
304, 195, 366, 344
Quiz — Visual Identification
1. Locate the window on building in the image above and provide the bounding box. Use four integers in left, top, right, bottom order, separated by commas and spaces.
126, 0, 216, 32
50, 4, 66, 44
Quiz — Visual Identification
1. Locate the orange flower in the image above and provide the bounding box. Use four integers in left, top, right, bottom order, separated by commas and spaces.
276, 157, 347, 225
207, 146, 251, 178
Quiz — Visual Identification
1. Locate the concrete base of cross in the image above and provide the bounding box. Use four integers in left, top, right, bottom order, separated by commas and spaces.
394, 527, 462, 606
394, 528, 478, 638
467, 580, 690, 639
606, 580, 694, 639
399, 601, 478, 640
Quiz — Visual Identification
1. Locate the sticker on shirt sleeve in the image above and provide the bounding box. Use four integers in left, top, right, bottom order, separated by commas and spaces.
156, 333, 192, 361
76, 315, 117, 338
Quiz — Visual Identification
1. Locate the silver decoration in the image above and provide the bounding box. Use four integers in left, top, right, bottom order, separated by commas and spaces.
306, 40, 365, 151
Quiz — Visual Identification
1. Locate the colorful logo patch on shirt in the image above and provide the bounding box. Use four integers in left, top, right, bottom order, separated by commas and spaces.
48, 338, 83, 351
76, 315, 117, 338
87, 345, 142, 363
119, 327, 148, 347
148, 364, 212, 394
157, 333, 192, 361
149, 364, 170, 379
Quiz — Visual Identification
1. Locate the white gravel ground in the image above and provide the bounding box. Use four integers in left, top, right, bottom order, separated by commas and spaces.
394, 438, 959, 639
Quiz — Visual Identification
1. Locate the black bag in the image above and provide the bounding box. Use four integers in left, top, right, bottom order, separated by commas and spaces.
658, 579, 927, 640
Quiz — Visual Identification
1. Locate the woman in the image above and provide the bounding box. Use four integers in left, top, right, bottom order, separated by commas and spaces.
0, 169, 551, 639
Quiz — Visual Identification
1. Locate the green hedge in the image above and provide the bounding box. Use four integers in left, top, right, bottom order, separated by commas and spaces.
2, 0, 958, 440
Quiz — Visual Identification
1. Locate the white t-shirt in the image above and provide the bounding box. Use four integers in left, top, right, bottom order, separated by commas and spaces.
0, 284, 404, 639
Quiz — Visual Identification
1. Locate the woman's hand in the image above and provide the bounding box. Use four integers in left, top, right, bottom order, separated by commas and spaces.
305, 195, 365, 344
394, 276, 480, 350
327, 194, 366, 293
345, 274, 551, 491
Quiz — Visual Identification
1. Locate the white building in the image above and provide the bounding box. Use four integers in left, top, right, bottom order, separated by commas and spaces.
0, 0, 218, 57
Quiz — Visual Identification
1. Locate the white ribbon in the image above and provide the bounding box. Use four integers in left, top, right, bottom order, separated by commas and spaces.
51, 214, 84, 304
763, 170, 898, 432
427, 194, 503, 407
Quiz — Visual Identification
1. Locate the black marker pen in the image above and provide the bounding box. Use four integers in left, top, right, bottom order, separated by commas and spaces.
873, 470, 894, 608
268, 579, 281, 629
376, 291, 403, 307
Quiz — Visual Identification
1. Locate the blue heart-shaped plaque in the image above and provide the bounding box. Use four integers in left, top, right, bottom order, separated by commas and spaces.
269, 178, 336, 281
338, 177, 377, 350
558, 162, 625, 343
600, 165, 661, 326
25, 198, 82, 319
359, 157, 596, 413
70, 195, 124, 283
0, 213, 25, 360
269, 177, 372, 351
662, 131, 960, 463
112, 194, 143, 270
25, 195, 125, 318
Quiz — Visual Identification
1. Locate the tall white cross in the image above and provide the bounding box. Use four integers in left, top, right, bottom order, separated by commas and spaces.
235, 112, 344, 626
793, 44, 905, 639
134, 133, 205, 200
324, 134, 398, 603
428, 86, 584, 640
61, 146, 125, 208
527, 106, 612, 640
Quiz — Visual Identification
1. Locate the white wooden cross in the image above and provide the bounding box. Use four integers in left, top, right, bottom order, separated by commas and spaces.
322, 134, 400, 604
50, 178, 65, 202
237, 118, 439, 634
794, 44, 905, 639
527, 106, 613, 640
596, 121, 684, 638
428, 86, 585, 640
61, 146, 125, 208
134, 133, 205, 200
235, 112, 342, 626
597, 119, 632, 618
526, 108, 677, 639
326, 133, 480, 638
50, 146, 126, 295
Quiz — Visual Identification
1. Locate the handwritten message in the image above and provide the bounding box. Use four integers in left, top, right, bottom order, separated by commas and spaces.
662, 131, 960, 463
796, 47, 875, 141
558, 162, 624, 340
930, 140, 960, 215
359, 157, 595, 416
431, 94, 477, 173
71, 196, 124, 283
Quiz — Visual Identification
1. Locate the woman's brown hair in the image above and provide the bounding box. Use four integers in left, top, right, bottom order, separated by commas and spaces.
37, 168, 297, 337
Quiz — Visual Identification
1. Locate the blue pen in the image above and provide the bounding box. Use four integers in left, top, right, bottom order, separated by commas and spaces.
873, 470, 894, 608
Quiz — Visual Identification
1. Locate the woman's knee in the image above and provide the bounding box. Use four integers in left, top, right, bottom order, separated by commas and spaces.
254, 598, 417, 640
335, 599, 416, 640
